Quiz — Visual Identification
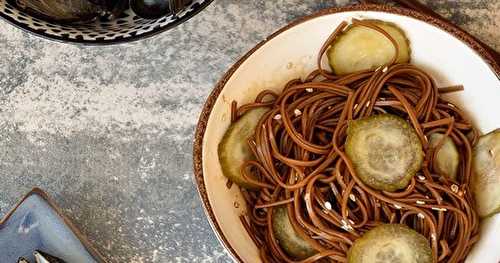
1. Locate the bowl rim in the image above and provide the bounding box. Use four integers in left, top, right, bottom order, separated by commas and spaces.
0, 0, 214, 46
193, 4, 500, 262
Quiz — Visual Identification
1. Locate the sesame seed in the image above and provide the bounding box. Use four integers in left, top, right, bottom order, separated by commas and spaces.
382, 66, 388, 72
354, 104, 359, 110
273, 114, 282, 120
418, 213, 425, 219
418, 175, 426, 181
394, 204, 402, 209
325, 201, 332, 210
375, 66, 382, 71
306, 88, 314, 93
416, 200, 426, 205
365, 101, 371, 107
489, 149, 494, 156
451, 184, 459, 193
340, 220, 353, 231
349, 194, 357, 202
341, 225, 350, 231
349, 219, 355, 225
331, 186, 339, 196
447, 103, 455, 108
432, 207, 447, 212
294, 109, 302, 116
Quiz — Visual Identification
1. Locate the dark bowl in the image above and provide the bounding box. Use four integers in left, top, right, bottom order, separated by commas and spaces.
0, 0, 213, 45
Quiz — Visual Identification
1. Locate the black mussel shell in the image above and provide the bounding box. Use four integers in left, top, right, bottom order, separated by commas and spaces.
130, 0, 171, 19
34, 250, 67, 263
15, 0, 128, 23
88, 0, 129, 19
15, 0, 103, 22
17, 258, 30, 263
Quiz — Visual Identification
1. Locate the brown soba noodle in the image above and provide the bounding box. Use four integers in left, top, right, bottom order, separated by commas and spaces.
230, 20, 479, 263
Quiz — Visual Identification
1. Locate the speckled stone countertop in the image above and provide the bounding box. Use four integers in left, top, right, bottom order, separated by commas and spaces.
0, 0, 498, 262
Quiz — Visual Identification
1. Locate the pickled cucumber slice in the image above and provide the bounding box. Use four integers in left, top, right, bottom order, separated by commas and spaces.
472, 129, 500, 217
327, 20, 411, 75
347, 224, 432, 263
218, 107, 269, 189
429, 133, 459, 181
272, 206, 316, 260
345, 114, 423, 192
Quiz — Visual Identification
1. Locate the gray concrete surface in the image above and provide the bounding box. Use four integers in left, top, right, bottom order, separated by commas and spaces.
0, 0, 498, 262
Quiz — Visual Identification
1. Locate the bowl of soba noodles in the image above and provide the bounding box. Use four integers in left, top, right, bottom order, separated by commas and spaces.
194, 4, 500, 263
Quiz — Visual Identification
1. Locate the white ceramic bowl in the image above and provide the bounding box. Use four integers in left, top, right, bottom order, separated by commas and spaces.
194, 5, 500, 263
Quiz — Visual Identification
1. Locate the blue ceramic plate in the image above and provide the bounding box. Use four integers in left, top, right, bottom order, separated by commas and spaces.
0, 188, 105, 262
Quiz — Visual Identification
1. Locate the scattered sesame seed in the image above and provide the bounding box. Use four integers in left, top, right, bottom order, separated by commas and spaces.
416, 200, 426, 205
365, 101, 371, 107
306, 88, 314, 93
432, 207, 447, 212
325, 201, 332, 210
382, 66, 388, 72
354, 104, 359, 110
418, 175, 426, 181
447, 103, 455, 108
273, 114, 282, 120
349, 219, 355, 225
451, 184, 459, 193
418, 213, 425, 219
340, 220, 353, 231
294, 109, 302, 116
349, 194, 357, 202
394, 204, 402, 209
375, 66, 382, 71
331, 186, 339, 196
